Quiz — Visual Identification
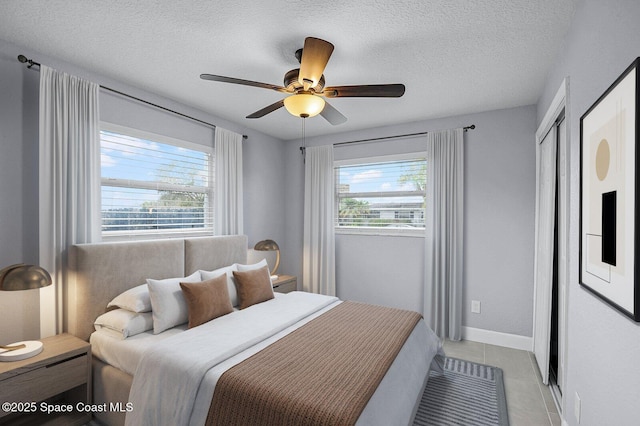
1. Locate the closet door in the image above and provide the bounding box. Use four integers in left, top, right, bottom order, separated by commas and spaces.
533, 126, 557, 385
556, 116, 567, 391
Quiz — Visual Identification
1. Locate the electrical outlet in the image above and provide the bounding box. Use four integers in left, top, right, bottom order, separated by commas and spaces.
471, 300, 481, 314
574, 392, 581, 424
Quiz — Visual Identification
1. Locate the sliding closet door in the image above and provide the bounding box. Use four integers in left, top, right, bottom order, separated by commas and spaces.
556, 116, 567, 391
533, 126, 557, 385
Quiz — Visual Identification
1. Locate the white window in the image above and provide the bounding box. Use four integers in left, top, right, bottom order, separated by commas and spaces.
335, 153, 426, 235
100, 123, 214, 240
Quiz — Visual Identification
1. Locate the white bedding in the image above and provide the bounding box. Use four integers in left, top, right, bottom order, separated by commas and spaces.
90, 293, 285, 375
93, 292, 442, 426
91, 325, 186, 375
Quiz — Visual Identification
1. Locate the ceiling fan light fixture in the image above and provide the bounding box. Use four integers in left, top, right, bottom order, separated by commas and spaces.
284, 93, 325, 118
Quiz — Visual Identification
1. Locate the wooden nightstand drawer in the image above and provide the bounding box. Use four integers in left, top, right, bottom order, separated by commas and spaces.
272, 275, 297, 293
0, 354, 87, 407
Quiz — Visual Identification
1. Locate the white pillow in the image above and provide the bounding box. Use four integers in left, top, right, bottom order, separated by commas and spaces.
236, 258, 269, 272
199, 264, 239, 307
107, 284, 151, 313
236, 259, 273, 285
147, 271, 201, 334
94, 309, 153, 339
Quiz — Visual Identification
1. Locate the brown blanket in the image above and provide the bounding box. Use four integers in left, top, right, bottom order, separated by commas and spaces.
206, 301, 422, 426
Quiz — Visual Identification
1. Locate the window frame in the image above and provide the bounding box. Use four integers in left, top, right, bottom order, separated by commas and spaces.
100, 122, 215, 241
334, 152, 427, 238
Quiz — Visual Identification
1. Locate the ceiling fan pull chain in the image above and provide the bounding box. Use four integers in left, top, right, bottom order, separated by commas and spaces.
301, 116, 307, 163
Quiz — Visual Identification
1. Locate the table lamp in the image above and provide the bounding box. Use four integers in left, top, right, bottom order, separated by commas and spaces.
0, 264, 52, 361
253, 239, 280, 277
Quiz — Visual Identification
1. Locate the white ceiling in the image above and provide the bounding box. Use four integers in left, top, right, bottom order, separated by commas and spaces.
0, 0, 577, 140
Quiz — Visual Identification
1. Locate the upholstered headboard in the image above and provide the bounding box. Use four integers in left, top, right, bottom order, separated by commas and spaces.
67, 235, 248, 341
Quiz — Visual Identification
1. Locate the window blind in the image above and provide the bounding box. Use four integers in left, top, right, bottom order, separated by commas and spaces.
335, 156, 426, 230
100, 127, 214, 239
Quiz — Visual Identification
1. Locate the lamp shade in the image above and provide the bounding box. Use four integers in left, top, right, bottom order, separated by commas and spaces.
254, 239, 280, 251
284, 93, 325, 118
0, 264, 52, 291
253, 239, 280, 276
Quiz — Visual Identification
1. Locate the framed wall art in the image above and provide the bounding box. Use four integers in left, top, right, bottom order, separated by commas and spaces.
580, 57, 640, 322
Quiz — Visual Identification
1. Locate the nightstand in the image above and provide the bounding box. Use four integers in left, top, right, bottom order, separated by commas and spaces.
272, 275, 297, 293
0, 333, 91, 425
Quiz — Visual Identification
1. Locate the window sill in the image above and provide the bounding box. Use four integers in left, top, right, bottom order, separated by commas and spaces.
335, 227, 425, 238
101, 229, 214, 242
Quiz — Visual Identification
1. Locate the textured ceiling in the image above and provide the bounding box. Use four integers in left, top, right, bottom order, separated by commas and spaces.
0, 0, 577, 140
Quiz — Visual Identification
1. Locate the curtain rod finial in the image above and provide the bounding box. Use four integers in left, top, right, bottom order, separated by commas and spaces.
17, 54, 37, 68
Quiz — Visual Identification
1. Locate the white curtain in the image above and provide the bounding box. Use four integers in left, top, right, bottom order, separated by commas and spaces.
303, 145, 336, 295
39, 65, 101, 337
214, 127, 243, 235
424, 128, 464, 340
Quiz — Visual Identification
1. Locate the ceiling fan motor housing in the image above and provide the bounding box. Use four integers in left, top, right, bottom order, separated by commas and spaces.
284, 69, 325, 93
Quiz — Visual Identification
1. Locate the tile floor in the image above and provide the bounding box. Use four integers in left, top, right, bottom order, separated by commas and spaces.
442, 339, 562, 426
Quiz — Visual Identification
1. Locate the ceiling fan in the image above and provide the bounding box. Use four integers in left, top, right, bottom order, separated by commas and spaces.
200, 37, 405, 125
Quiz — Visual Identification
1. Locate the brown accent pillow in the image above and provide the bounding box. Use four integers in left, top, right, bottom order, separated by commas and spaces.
232, 266, 274, 309
180, 274, 233, 328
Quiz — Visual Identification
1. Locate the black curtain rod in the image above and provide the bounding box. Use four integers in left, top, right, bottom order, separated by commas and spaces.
17, 55, 248, 140
333, 125, 475, 147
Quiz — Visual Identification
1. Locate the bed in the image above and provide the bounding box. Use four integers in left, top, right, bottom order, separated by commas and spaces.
67, 235, 442, 425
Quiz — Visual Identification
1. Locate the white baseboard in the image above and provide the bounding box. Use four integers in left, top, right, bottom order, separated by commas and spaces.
462, 326, 533, 351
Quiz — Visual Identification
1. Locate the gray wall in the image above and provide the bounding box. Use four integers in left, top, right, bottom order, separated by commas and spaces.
536, 0, 640, 424
283, 105, 536, 337
0, 37, 287, 342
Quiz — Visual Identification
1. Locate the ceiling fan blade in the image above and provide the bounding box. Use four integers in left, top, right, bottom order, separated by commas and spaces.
200, 74, 289, 93
246, 99, 285, 119
320, 101, 347, 125
298, 37, 334, 90
322, 84, 405, 98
